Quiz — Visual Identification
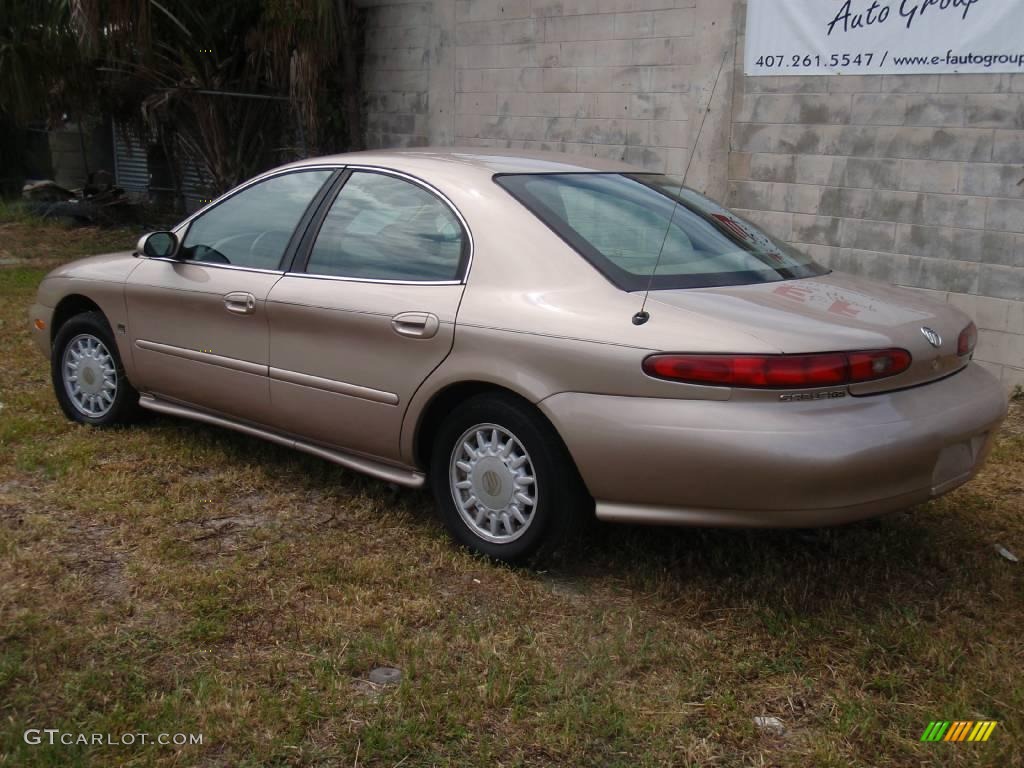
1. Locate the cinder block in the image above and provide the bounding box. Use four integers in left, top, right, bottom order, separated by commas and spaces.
731, 208, 793, 239
915, 255, 980, 294
456, 93, 498, 115
558, 93, 597, 117
792, 214, 842, 246
651, 8, 694, 36
728, 151, 752, 180
881, 75, 940, 93
844, 157, 900, 190
593, 92, 632, 117
851, 94, 906, 126
979, 264, 1024, 301
895, 224, 1014, 265
993, 130, 1024, 163
796, 243, 840, 266
987, 198, 1024, 234
741, 76, 828, 94
921, 193, 987, 229
632, 37, 697, 66
561, 40, 631, 67
748, 153, 797, 183
456, 20, 502, 46
541, 67, 577, 93
737, 94, 852, 125
905, 95, 966, 127
457, 44, 499, 69
577, 14, 617, 41
965, 94, 1024, 129
827, 76, 883, 94
498, 93, 561, 117
621, 145, 666, 171
727, 180, 773, 209
842, 219, 896, 252
794, 155, 847, 186
819, 187, 925, 224
543, 16, 580, 42
959, 164, 1024, 199
614, 11, 655, 37
575, 117, 649, 144
898, 159, 961, 194
874, 127, 993, 162
649, 119, 689, 148
974, 296, 1012, 332
577, 66, 649, 93
770, 182, 821, 215
649, 65, 693, 93
938, 73, 1010, 93
542, 117, 577, 142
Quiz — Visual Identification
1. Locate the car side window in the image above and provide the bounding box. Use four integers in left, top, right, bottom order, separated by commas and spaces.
306, 172, 464, 281
179, 170, 332, 270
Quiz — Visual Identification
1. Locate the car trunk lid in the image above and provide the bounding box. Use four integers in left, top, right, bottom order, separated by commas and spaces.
646, 271, 971, 394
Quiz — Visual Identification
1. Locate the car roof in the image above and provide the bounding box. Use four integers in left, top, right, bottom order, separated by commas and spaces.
285, 148, 646, 176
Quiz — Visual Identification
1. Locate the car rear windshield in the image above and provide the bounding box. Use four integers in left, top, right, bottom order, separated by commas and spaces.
495, 173, 828, 290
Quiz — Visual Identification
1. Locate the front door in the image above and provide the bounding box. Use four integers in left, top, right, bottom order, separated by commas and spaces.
265, 169, 469, 462
126, 168, 335, 423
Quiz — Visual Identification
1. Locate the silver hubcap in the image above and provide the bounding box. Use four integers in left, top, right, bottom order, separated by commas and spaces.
62, 333, 117, 418
449, 423, 538, 544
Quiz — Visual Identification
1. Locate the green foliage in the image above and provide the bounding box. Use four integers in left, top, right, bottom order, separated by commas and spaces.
1, 0, 362, 196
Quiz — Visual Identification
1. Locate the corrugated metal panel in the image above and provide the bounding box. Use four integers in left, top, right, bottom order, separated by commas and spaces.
112, 125, 148, 193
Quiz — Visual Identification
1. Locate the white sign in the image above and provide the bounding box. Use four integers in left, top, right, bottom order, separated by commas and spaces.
745, 0, 1024, 76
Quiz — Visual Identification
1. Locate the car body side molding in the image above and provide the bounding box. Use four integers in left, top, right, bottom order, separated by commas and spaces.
138, 395, 425, 488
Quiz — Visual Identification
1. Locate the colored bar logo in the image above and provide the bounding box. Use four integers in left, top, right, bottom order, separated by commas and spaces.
921, 721, 998, 742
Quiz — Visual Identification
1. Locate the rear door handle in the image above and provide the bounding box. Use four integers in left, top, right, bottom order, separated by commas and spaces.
224, 292, 256, 315
392, 312, 439, 339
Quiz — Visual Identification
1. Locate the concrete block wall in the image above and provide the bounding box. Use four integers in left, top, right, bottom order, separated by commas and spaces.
451, 0, 701, 177
729, 5, 1024, 391
361, 0, 734, 196
362, 1, 435, 149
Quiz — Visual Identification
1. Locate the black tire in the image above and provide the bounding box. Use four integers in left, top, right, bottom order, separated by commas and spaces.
430, 392, 590, 564
51, 310, 142, 426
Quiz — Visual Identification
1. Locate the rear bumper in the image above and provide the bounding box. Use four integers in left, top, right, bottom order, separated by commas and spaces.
539, 363, 1008, 527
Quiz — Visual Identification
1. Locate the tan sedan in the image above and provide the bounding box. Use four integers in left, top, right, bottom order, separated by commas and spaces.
29, 150, 1008, 561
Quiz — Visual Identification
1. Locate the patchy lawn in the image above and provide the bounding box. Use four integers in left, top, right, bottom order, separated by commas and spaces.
1, 217, 1021, 767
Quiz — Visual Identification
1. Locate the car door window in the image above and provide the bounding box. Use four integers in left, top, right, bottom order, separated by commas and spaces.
179, 170, 332, 270
306, 172, 464, 281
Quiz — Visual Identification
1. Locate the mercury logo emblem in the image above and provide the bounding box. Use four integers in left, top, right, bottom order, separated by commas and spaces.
482, 470, 502, 496
921, 327, 942, 348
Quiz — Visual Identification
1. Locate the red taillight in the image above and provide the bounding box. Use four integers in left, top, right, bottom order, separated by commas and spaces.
957, 322, 977, 356
643, 349, 912, 388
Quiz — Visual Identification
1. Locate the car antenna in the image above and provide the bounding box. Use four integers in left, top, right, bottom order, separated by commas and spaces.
633, 47, 732, 326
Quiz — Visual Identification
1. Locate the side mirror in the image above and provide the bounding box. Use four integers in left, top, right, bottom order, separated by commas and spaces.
137, 231, 179, 259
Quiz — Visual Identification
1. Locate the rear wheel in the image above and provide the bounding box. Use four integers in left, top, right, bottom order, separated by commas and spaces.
430, 393, 588, 563
51, 311, 141, 426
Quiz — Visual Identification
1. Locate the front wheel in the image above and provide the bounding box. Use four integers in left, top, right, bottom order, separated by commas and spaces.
51, 311, 141, 426
430, 393, 588, 563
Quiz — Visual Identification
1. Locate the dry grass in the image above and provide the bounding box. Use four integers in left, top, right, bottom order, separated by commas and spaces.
1, 217, 1022, 767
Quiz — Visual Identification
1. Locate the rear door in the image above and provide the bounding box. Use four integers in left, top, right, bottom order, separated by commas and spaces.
126, 168, 335, 423
265, 168, 470, 462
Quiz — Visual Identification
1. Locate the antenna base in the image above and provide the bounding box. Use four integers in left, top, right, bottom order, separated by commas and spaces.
632, 311, 650, 326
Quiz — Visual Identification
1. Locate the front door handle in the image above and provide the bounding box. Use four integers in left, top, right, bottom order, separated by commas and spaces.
224, 292, 256, 315
392, 312, 439, 339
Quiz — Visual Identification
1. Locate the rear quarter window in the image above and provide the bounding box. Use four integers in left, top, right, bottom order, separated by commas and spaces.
496, 172, 828, 290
